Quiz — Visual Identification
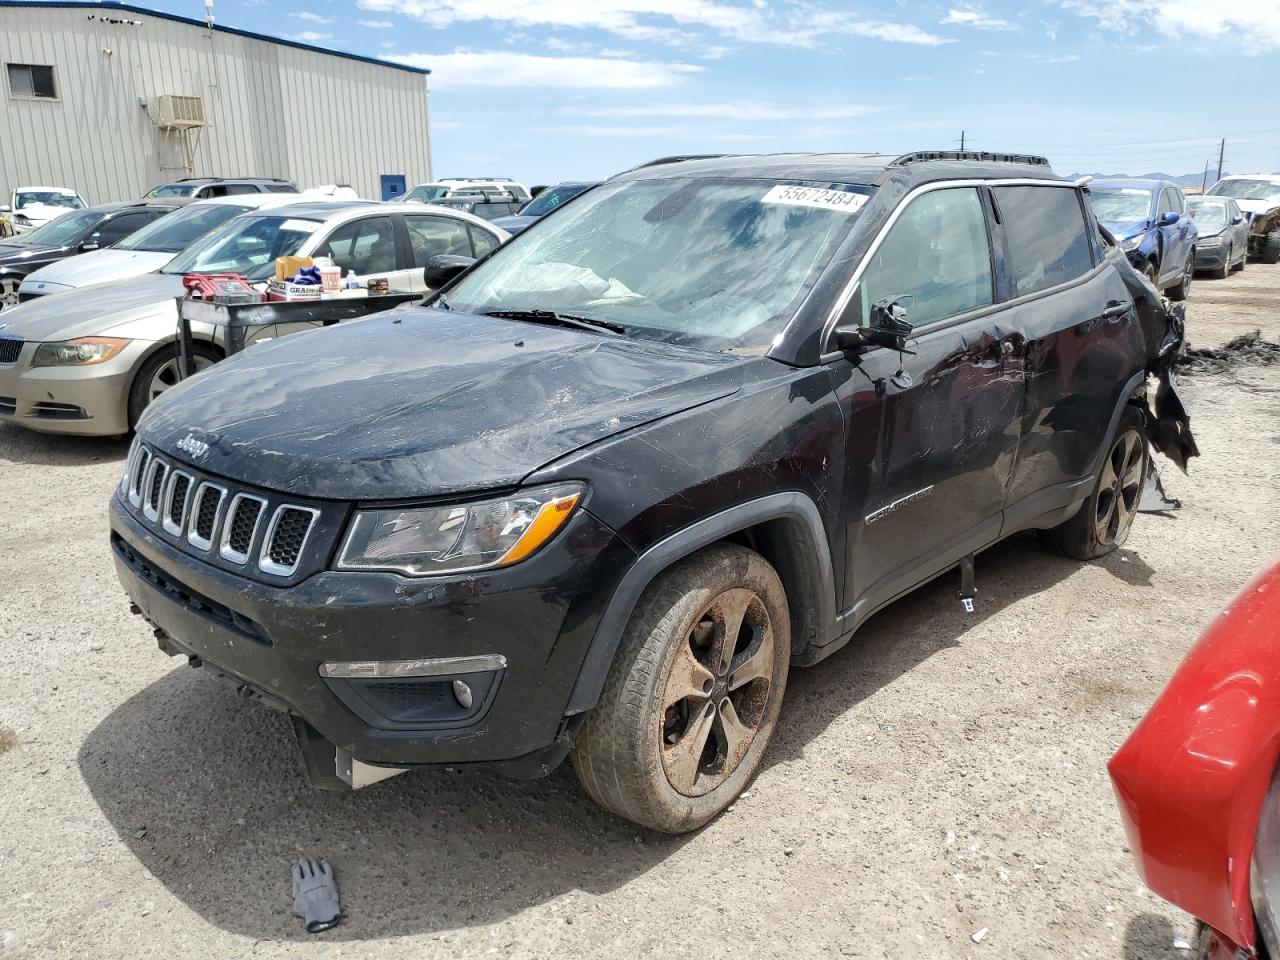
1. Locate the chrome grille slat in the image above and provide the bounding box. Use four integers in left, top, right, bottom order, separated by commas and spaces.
187, 482, 228, 550
219, 494, 266, 564
128, 447, 151, 507
0, 337, 23, 365
163, 471, 194, 536
259, 505, 320, 577
142, 459, 169, 522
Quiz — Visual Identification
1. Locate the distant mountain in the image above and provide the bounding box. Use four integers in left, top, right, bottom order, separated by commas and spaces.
1067, 171, 1219, 189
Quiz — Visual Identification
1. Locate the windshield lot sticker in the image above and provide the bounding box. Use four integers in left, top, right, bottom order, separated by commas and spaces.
762, 185, 868, 213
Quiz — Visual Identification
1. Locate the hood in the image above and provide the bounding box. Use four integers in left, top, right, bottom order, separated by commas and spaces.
0, 241, 63, 266
20, 248, 174, 291
491, 215, 537, 235
1230, 197, 1280, 217
0, 272, 182, 341
139, 308, 750, 500
1100, 219, 1149, 240
15, 204, 75, 226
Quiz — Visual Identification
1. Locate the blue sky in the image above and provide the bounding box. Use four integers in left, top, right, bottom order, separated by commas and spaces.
194, 0, 1279, 183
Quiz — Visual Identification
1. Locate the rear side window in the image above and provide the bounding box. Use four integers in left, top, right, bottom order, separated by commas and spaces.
993, 186, 1094, 297
856, 187, 993, 328
470, 226, 499, 258
223, 184, 259, 195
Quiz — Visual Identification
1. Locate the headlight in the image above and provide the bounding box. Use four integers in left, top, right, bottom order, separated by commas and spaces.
337, 482, 584, 576
14, 215, 30, 226
1198, 235, 1222, 246
1120, 236, 1142, 251
32, 337, 129, 366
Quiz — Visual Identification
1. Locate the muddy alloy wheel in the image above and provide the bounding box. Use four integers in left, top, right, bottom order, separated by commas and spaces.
571, 544, 790, 833
147, 353, 214, 403
0, 277, 19, 311
1094, 427, 1145, 547
659, 587, 776, 797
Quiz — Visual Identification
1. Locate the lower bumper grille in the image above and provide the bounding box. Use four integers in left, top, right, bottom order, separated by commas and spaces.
0, 397, 15, 416
31, 401, 88, 420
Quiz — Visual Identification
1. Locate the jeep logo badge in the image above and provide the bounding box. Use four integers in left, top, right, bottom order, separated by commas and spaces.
176, 433, 210, 459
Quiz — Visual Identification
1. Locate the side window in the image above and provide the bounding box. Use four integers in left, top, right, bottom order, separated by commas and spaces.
316, 216, 398, 275
470, 225, 499, 258
856, 187, 993, 328
94, 212, 155, 246
404, 215, 472, 266
200, 185, 230, 199
1159, 188, 1177, 215
992, 185, 1094, 297
224, 184, 259, 196
1080, 191, 1108, 265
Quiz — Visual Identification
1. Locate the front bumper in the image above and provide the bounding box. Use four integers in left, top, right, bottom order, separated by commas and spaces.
110, 492, 636, 774
1194, 243, 1228, 270
0, 338, 149, 435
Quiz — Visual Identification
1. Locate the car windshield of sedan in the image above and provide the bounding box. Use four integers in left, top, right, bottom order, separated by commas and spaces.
1208, 180, 1280, 204
1188, 202, 1228, 232
117, 202, 254, 254
446, 177, 875, 353
15, 191, 84, 210
4, 209, 100, 247
1088, 189, 1152, 223
160, 214, 323, 281
519, 184, 592, 218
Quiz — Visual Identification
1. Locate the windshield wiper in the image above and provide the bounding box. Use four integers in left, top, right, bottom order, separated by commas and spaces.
478, 309, 624, 336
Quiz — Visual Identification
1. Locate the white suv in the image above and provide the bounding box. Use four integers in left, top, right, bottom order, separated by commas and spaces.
398, 179, 531, 204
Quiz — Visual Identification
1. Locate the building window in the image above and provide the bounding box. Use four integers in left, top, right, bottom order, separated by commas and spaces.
7, 63, 58, 100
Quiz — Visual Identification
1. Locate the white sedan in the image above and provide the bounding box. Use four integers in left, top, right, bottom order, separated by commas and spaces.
2, 186, 87, 234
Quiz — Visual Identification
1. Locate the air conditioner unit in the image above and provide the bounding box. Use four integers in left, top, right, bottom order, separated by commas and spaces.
154, 95, 205, 129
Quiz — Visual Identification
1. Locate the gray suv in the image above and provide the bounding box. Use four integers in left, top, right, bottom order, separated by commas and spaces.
144, 178, 298, 200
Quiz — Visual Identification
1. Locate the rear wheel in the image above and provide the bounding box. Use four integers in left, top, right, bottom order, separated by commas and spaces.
0, 276, 19, 311
1264, 229, 1280, 265
1040, 406, 1148, 560
1141, 260, 1158, 286
127, 343, 218, 430
1167, 253, 1193, 300
572, 543, 790, 833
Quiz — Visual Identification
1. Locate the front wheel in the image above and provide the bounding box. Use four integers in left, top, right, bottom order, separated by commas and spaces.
1167, 253, 1193, 300
572, 543, 790, 833
127, 343, 219, 430
1213, 247, 1231, 280
1040, 406, 1148, 560
1263, 229, 1280, 265
0, 276, 20, 311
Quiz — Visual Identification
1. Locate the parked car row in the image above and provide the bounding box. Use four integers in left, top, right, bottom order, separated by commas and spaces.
95, 150, 1203, 838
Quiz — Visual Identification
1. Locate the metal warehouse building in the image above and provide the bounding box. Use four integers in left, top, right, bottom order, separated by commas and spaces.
0, 0, 431, 203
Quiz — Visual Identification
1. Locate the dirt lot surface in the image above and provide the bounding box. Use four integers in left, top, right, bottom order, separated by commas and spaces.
1, 264, 1278, 960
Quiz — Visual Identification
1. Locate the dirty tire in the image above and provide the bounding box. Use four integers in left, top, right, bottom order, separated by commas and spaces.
1213, 247, 1231, 280
1167, 253, 1193, 301
571, 543, 790, 834
1235, 243, 1247, 272
1264, 230, 1280, 265
1040, 406, 1148, 561
1141, 260, 1158, 287
127, 342, 219, 430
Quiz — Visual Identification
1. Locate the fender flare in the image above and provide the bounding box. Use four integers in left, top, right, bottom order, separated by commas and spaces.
563, 491, 837, 715
1089, 371, 1147, 479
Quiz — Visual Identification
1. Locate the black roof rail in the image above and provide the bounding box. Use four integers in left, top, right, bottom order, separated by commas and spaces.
628, 154, 736, 171
890, 150, 1051, 167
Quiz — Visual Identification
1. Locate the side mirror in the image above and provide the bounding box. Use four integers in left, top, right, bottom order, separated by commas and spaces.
423, 254, 475, 289
1232, 215, 1244, 225
1159, 211, 1180, 226
834, 296, 914, 354
0, 204, 9, 214
79, 240, 100, 252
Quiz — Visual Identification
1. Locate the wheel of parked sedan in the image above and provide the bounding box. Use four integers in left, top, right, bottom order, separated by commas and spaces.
1040, 406, 1148, 560
572, 543, 790, 833
1235, 243, 1247, 272
127, 343, 219, 430
1167, 254, 1193, 301
0, 276, 19, 311
1213, 247, 1231, 280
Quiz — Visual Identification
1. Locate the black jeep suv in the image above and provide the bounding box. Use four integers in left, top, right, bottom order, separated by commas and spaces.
111, 151, 1195, 833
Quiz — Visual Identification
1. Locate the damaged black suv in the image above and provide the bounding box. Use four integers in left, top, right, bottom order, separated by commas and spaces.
111, 151, 1195, 833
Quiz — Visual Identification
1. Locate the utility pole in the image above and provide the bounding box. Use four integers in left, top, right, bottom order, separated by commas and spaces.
960, 130, 966, 152
1216, 138, 1225, 183
1201, 158, 1210, 193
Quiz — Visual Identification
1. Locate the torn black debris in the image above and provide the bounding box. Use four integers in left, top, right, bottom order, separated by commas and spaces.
1178, 330, 1280, 376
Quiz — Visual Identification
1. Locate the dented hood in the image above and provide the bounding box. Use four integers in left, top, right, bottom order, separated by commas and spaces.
139, 307, 749, 500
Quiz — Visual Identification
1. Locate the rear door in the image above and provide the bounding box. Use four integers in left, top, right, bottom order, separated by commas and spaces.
831, 185, 1026, 627
1157, 188, 1187, 282
993, 183, 1145, 531
312, 215, 410, 290
401, 213, 480, 293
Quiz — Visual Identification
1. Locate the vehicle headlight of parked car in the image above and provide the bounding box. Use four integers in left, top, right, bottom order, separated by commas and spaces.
32, 336, 129, 366
1120, 236, 1141, 251
1197, 234, 1223, 246
337, 482, 584, 576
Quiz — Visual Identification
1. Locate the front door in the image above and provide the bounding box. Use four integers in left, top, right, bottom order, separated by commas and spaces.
380, 175, 407, 202
831, 185, 1025, 629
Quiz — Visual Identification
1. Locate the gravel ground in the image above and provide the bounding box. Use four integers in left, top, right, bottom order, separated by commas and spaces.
1, 264, 1278, 960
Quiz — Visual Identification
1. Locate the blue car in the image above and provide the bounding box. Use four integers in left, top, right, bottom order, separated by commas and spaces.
491, 181, 598, 237
1087, 178, 1197, 300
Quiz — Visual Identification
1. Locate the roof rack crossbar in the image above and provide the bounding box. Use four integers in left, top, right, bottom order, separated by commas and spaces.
890, 150, 1051, 167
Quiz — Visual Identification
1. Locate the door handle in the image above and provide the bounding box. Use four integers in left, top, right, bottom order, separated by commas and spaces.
1100, 301, 1129, 320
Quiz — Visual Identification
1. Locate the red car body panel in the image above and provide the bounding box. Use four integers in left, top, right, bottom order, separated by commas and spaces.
1109, 560, 1280, 952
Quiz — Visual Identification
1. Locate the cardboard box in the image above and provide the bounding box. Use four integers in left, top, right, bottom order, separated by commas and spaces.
266, 279, 322, 302
274, 255, 313, 281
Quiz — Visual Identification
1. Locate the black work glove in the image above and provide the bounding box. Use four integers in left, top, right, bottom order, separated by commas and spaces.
292, 858, 341, 933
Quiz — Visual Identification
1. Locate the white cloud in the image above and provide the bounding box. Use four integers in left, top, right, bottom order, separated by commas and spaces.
359, 0, 952, 48
1062, 0, 1280, 50
942, 6, 1018, 31
568, 101, 881, 121
359, 18, 394, 27
292, 10, 333, 23
287, 30, 333, 42
386, 50, 703, 87
1024, 51, 1080, 61
548, 124, 685, 137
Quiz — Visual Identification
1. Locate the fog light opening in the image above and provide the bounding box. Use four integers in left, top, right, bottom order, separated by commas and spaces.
452, 680, 474, 710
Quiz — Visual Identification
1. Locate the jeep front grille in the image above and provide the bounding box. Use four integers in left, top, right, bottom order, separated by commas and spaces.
121, 443, 325, 579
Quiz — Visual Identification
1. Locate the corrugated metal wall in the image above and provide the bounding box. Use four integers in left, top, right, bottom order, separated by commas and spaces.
0, 5, 431, 203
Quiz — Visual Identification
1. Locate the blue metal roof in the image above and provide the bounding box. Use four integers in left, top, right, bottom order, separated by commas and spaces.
0, 0, 430, 75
